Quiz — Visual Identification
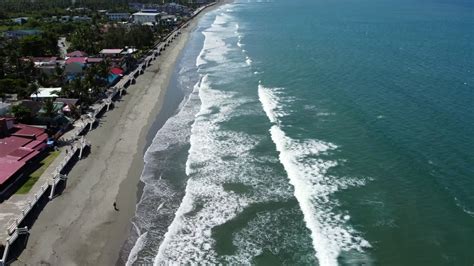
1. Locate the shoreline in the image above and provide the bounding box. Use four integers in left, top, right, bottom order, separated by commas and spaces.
13, 3, 220, 265
119, 2, 228, 263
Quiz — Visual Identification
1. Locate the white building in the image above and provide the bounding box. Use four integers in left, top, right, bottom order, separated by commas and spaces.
132, 11, 160, 24
30, 88, 62, 101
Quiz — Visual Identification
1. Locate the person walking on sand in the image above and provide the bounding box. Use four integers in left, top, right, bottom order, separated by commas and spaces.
113, 202, 119, 211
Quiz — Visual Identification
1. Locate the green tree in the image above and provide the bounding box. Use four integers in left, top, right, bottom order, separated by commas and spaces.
11, 104, 31, 122
69, 25, 99, 54
62, 78, 92, 105
0, 78, 28, 97
101, 26, 126, 49
127, 25, 154, 49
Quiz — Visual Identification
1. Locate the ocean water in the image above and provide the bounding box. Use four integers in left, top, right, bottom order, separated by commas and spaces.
124, 0, 474, 265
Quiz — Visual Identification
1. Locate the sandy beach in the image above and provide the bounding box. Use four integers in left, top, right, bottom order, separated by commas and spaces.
13, 6, 217, 265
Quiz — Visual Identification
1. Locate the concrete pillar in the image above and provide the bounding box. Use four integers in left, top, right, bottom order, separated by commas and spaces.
49, 179, 56, 200
79, 137, 85, 159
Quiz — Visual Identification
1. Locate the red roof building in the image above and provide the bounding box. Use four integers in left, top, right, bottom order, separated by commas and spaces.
66, 57, 88, 65
0, 118, 48, 186
66, 50, 88, 57
110, 67, 124, 76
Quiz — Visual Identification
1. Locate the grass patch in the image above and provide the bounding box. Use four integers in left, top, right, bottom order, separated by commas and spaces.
16, 150, 61, 194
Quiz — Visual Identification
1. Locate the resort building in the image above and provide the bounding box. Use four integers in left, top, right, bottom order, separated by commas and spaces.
132, 11, 161, 24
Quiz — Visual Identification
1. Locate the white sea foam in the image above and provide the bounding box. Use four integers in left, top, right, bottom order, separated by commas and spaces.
155, 73, 291, 264
129, 58, 206, 263
269, 125, 370, 265
156, 202, 165, 212
224, 208, 317, 264
258, 84, 371, 266
257, 84, 289, 123
318, 112, 336, 116
126, 232, 148, 266
245, 56, 253, 66
196, 13, 234, 67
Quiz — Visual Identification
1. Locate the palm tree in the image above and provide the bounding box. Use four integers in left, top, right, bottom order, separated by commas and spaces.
44, 99, 56, 118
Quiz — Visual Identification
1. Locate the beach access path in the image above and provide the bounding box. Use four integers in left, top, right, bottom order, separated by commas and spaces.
12, 11, 210, 265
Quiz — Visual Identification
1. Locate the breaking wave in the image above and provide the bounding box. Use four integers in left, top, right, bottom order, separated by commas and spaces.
258, 83, 371, 266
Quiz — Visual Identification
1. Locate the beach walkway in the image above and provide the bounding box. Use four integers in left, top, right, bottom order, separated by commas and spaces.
0, 118, 91, 263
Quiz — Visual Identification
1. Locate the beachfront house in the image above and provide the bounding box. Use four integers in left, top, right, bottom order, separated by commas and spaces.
0, 118, 48, 199
65, 57, 87, 79
108, 67, 125, 86
30, 88, 62, 101
99, 48, 131, 72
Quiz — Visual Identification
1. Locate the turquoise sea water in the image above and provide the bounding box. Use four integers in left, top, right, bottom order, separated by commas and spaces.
125, 0, 474, 265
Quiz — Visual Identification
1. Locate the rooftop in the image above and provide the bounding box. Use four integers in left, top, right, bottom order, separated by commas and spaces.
66, 50, 88, 57
0, 123, 47, 185
110, 67, 124, 76
86, 57, 104, 63
99, 49, 124, 54
30, 88, 62, 99
66, 57, 88, 64
55, 98, 79, 106
133, 12, 161, 16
